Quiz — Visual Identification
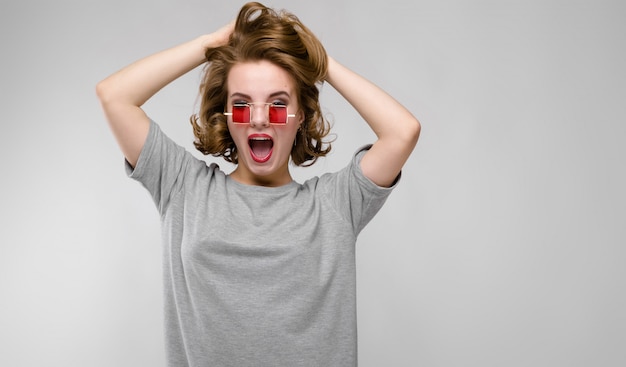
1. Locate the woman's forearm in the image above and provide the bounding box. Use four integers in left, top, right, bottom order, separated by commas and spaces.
96, 34, 214, 107
96, 19, 234, 106
325, 56, 420, 144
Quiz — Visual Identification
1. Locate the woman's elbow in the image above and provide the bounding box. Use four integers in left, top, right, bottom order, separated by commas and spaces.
405, 116, 421, 147
95, 78, 115, 105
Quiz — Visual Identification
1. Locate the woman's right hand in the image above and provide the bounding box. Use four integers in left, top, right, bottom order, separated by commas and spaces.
205, 20, 235, 49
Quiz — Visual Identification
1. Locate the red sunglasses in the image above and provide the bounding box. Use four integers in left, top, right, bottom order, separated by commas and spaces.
224, 103, 296, 125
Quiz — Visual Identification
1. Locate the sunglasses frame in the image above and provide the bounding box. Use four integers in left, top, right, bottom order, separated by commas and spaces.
224, 102, 296, 125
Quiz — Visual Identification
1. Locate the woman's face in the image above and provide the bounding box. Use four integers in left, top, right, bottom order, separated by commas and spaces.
226, 60, 303, 187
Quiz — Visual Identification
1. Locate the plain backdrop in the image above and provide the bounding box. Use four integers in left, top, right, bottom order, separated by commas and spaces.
1, 0, 625, 366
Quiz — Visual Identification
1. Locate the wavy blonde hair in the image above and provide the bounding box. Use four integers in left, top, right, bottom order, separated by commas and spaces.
190, 2, 332, 166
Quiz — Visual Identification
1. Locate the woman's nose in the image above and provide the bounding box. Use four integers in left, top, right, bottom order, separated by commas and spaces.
249, 104, 269, 128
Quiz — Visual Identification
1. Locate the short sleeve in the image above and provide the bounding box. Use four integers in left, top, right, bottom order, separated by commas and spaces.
320, 145, 401, 235
125, 120, 190, 215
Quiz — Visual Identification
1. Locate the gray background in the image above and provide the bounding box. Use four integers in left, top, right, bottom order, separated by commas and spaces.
1, 0, 625, 366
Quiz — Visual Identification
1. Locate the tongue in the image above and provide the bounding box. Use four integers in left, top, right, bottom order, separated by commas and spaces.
250, 139, 272, 158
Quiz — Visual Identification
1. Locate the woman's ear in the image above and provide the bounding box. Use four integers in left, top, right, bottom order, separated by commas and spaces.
297, 109, 305, 125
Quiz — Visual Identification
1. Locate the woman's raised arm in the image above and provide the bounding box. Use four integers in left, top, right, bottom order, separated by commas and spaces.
325, 56, 421, 187
96, 21, 234, 167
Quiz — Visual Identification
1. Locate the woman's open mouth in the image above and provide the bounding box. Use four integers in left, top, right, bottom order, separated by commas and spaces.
248, 134, 273, 163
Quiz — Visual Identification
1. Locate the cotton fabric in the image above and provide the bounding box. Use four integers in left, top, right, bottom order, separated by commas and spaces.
127, 120, 398, 366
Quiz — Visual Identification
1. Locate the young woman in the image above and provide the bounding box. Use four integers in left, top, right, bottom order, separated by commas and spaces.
97, 2, 420, 366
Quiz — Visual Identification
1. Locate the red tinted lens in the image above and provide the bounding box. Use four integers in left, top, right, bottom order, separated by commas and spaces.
232, 105, 250, 123
268, 105, 287, 124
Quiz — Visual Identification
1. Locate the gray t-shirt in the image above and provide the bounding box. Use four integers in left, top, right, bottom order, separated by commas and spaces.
127, 121, 398, 366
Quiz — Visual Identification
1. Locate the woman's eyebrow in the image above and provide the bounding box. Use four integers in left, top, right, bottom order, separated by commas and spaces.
230, 92, 251, 99
229, 91, 291, 99
268, 91, 291, 98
